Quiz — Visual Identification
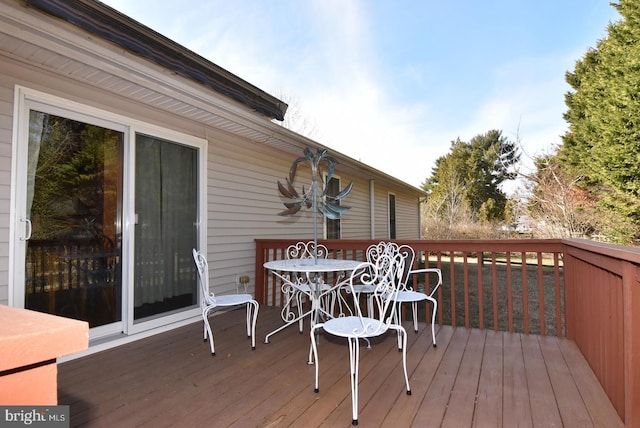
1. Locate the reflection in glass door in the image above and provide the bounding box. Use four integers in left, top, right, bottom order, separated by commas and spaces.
133, 134, 198, 322
24, 110, 123, 328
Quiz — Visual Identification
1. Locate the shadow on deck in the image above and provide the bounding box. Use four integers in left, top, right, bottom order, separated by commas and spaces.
58, 307, 623, 427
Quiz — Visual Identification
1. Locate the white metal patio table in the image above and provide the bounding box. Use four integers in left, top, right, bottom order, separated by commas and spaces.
263, 258, 361, 344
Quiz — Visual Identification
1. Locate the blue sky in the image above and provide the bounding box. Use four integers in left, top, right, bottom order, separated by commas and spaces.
102, 0, 619, 190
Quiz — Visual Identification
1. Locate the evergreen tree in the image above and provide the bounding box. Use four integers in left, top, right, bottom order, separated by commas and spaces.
423, 129, 519, 222
561, 0, 640, 243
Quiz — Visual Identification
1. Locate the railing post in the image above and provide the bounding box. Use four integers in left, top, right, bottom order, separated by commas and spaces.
622, 261, 640, 427
254, 240, 266, 304
563, 251, 576, 340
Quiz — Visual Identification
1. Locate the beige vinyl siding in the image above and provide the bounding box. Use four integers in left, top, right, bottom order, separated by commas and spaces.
394, 191, 421, 239
369, 182, 421, 241
206, 132, 295, 294
336, 179, 370, 239
206, 131, 379, 289
0, 82, 12, 305
373, 184, 391, 239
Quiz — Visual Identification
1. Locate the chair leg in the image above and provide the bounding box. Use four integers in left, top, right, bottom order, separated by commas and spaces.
348, 336, 361, 425
412, 302, 419, 333
202, 307, 216, 356
248, 300, 259, 350
430, 299, 438, 347
391, 324, 412, 398
399, 326, 412, 396
394, 303, 403, 351
310, 325, 321, 388
249, 300, 260, 351
296, 291, 305, 333
246, 303, 252, 338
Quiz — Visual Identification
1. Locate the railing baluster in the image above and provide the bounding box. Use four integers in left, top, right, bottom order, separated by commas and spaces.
521, 251, 529, 335
463, 252, 469, 328
537, 252, 546, 336
491, 252, 498, 331
477, 251, 484, 330
506, 252, 513, 333
449, 251, 456, 328
436, 251, 443, 325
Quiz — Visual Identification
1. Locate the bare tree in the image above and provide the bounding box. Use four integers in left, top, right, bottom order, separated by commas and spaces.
273, 90, 321, 140
422, 162, 473, 238
521, 154, 597, 238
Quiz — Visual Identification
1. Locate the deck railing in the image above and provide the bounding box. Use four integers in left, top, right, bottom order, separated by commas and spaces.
562, 239, 640, 427
255, 238, 639, 427
256, 239, 565, 335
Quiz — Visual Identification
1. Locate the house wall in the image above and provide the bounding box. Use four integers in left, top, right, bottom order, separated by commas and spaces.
368, 181, 421, 240
0, 1, 423, 311
339, 179, 372, 239
0, 83, 12, 306
395, 191, 422, 239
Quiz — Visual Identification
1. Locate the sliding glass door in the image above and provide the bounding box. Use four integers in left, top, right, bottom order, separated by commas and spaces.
133, 135, 198, 322
13, 89, 203, 337
22, 110, 123, 328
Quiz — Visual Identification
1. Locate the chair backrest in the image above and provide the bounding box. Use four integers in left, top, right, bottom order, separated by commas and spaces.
365, 241, 397, 264
192, 249, 213, 305
366, 242, 416, 291
346, 251, 406, 336
286, 241, 329, 260
396, 244, 417, 291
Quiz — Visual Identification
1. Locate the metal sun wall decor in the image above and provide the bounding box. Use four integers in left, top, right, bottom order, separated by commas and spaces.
277, 148, 353, 259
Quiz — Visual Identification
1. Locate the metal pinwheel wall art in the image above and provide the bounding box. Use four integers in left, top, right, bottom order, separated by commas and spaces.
277, 148, 353, 250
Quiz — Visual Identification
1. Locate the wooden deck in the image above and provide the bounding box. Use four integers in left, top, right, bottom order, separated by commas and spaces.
58, 307, 623, 427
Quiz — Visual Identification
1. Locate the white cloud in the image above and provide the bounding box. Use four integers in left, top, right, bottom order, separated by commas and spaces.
100, 0, 605, 190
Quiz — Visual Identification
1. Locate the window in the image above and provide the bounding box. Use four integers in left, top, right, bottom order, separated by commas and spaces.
389, 193, 396, 239
326, 176, 341, 239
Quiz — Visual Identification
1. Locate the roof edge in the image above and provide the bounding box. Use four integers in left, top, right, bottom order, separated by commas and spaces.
24, 0, 288, 121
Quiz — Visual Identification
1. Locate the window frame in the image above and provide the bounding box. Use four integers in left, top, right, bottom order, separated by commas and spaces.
388, 192, 397, 239
324, 175, 342, 239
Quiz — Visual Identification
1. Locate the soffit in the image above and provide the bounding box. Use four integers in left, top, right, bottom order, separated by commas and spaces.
0, 6, 284, 143
26, 0, 288, 121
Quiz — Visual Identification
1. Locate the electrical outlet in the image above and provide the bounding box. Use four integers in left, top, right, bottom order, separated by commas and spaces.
235, 272, 250, 293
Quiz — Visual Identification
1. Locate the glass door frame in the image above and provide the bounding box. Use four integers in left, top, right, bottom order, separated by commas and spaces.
10, 86, 206, 340
126, 128, 206, 335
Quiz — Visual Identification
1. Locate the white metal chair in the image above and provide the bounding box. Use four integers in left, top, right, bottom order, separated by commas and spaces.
355, 242, 442, 348
393, 244, 442, 348
346, 241, 398, 317
284, 241, 333, 332
192, 249, 259, 355
309, 252, 411, 426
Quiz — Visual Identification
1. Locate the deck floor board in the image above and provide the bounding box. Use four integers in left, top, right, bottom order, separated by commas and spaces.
58, 307, 623, 427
